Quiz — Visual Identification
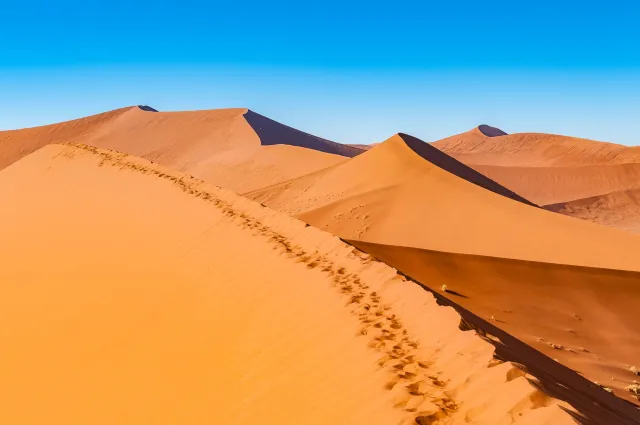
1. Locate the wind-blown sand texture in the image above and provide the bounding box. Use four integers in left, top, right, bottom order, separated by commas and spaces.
0, 106, 361, 193
0, 144, 588, 425
433, 127, 640, 232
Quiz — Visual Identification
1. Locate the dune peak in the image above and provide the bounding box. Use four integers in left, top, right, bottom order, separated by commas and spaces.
477, 124, 507, 137
137, 105, 159, 112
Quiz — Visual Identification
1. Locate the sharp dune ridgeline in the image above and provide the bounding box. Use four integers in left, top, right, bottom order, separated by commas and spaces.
1, 107, 640, 424
0, 105, 362, 193
248, 132, 640, 271
0, 143, 581, 425
433, 126, 640, 233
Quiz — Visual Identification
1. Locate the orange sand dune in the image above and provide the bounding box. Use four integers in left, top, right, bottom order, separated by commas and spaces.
546, 188, 640, 234
433, 126, 640, 231
434, 126, 640, 167
0, 144, 583, 425
472, 163, 640, 205
0, 106, 360, 193
348, 240, 640, 407
248, 133, 640, 271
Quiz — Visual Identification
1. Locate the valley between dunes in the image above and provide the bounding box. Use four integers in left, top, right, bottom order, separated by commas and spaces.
1, 107, 639, 424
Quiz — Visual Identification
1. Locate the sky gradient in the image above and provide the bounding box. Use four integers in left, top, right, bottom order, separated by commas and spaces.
1, 0, 639, 145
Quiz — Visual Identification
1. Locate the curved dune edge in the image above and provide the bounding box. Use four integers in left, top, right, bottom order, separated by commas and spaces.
0, 143, 581, 424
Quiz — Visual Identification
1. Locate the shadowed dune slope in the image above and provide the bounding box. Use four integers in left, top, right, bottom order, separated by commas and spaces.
347, 240, 640, 408
0, 144, 581, 425
0, 106, 352, 193
546, 188, 640, 234
244, 110, 364, 157
247, 133, 640, 271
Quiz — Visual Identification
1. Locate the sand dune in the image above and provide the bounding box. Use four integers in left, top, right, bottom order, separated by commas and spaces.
0, 106, 358, 193
248, 133, 640, 271
546, 188, 640, 234
348, 240, 640, 407
0, 143, 583, 424
472, 163, 640, 205
433, 126, 640, 231
434, 126, 640, 167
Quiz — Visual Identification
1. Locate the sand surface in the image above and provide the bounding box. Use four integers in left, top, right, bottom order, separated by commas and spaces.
0, 144, 585, 425
0, 106, 357, 193
433, 126, 640, 231
348, 240, 640, 405
546, 188, 640, 234
248, 133, 640, 271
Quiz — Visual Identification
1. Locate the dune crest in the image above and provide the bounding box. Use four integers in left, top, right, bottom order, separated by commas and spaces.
248, 132, 640, 271
477, 124, 507, 137
0, 143, 581, 424
0, 106, 360, 193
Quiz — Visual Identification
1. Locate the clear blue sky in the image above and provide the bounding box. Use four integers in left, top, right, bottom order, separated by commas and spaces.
1, 0, 639, 145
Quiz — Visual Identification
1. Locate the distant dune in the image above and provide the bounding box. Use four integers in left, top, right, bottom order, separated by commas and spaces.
0, 143, 581, 425
0, 106, 360, 193
433, 126, 640, 231
434, 126, 640, 167
248, 133, 640, 271
546, 188, 640, 234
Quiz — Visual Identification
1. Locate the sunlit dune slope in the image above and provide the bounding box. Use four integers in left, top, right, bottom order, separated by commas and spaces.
0, 144, 578, 425
248, 133, 640, 270
0, 106, 358, 193
347, 240, 640, 406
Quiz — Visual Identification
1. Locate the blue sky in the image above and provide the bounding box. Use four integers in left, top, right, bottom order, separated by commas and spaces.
1, 0, 639, 145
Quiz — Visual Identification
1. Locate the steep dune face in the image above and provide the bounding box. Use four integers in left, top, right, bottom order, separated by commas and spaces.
433, 127, 640, 231
546, 188, 640, 234
248, 133, 640, 271
0, 144, 580, 425
347, 240, 640, 406
0, 106, 352, 193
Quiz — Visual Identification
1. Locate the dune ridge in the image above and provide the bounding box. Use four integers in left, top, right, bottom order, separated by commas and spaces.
0, 143, 583, 424
0, 106, 358, 193
248, 133, 640, 271
434, 128, 640, 167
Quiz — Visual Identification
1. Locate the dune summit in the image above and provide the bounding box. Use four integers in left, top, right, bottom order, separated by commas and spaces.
0, 106, 363, 193
0, 143, 586, 425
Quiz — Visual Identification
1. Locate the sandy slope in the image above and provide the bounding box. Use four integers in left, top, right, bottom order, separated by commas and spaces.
247, 133, 640, 271
433, 126, 640, 167
472, 163, 640, 205
0, 106, 358, 193
546, 188, 640, 234
0, 144, 582, 425
348, 240, 640, 406
433, 126, 640, 230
